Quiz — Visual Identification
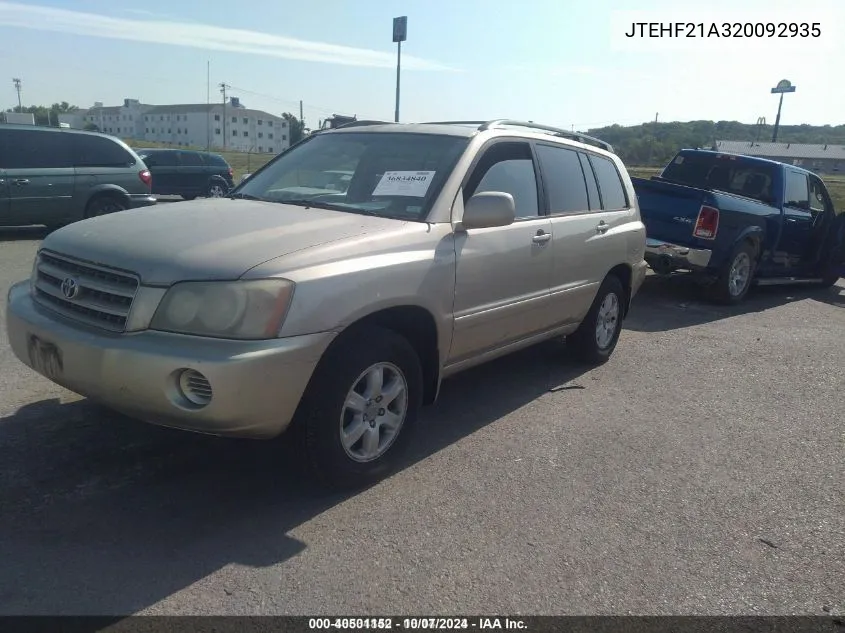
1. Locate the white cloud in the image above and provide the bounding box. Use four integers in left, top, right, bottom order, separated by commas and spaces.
0, 1, 457, 71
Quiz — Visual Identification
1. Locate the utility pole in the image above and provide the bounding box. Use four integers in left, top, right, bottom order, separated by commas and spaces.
219, 82, 230, 148
647, 112, 658, 165
299, 99, 304, 135
206, 61, 211, 151
12, 77, 22, 111
392, 17, 407, 123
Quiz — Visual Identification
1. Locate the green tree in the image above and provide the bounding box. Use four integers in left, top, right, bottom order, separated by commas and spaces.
282, 112, 304, 144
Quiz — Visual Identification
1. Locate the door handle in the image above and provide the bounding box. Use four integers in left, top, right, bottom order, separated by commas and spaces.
596, 221, 609, 233
532, 230, 551, 244
786, 218, 798, 223
13, 179, 30, 185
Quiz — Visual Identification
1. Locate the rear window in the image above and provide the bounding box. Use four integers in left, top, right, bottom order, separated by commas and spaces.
661, 153, 777, 205
589, 154, 629, 210
72, 134, 136, 168
205, 154, 229, 166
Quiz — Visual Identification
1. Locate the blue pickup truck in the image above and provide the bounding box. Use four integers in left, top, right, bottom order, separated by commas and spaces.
632, 149, 845, 303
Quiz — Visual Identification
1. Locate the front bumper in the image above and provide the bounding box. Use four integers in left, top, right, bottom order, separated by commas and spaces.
127, 194, 157, 209
5, 281, 336, 439
645, 237, 712, 270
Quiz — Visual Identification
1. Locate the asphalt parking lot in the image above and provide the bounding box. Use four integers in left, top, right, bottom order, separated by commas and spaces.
1, 226, 843, 617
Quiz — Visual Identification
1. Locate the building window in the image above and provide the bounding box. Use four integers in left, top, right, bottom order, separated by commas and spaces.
232, 116, 237, 123
168, 129, 171, 133
215, 128, 221, 135
282, 134, 287, 140
145, 128, 149, 133
232, 130, 237, 137
258, 132, 263, 138
243, 131, 248, 137
258, 146, 263, 152
268, 121, 273, 127
177, 128, 181, 134
268, 133, 274, 139
258, 120, 263, 125
214, 114, 220, 121
282, 121, 288, 127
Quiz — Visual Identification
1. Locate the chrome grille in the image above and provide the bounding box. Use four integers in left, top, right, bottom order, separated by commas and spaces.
33, 251, 140, 332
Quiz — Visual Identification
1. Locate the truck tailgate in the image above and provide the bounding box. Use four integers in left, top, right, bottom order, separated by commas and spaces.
632, 177, 711, 246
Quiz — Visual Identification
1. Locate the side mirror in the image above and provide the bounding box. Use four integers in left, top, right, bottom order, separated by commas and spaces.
460, 191, 516, 230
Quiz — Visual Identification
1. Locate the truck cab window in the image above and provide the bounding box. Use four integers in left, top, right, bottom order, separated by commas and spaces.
784, 170, 810, 209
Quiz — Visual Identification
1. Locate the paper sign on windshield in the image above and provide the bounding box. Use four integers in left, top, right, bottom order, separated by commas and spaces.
372, 171, 435, 197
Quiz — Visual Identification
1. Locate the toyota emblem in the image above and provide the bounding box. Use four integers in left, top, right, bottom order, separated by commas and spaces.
60, 277, 80, 300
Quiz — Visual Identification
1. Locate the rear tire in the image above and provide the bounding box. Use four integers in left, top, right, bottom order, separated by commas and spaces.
298, 326, 422, 491
181, 194, 197, 201
206, 181, 228, 198
567, 274, 625, 365
707, 241, 756, 305
84, 195, 127, 219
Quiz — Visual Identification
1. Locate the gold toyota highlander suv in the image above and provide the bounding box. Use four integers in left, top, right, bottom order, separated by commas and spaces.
6, 119, 647, 489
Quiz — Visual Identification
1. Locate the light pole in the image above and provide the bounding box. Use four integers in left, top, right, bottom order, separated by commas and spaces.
12, 77, 22, 111
392, 16, 407, 123
770, 79, 796, 143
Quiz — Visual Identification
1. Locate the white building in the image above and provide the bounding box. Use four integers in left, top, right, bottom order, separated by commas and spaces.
62, 97, 291, 154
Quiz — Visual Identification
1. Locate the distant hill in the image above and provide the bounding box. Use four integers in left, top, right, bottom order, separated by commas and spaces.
585, 120, 845, 167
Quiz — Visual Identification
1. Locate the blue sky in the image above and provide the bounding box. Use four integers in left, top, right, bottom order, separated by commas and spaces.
1, 0, 843, 131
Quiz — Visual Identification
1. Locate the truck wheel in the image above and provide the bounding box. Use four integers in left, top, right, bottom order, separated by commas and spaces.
299, 326, 422, 490
567, 274, 625, 365
206, 181, 228, 198
708, 242, 756, 305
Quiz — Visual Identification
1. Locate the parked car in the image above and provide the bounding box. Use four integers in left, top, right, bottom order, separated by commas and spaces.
135, 148, 235, 200
633, 149, 845, 303
0, 124, 155, 229
6, 119, 647, 489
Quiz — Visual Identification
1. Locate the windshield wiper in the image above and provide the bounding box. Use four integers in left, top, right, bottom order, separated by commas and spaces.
281, 198, 348, 211
228, 192, 265, 201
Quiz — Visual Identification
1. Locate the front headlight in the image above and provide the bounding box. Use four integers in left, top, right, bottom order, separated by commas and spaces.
150, 279, 295, 339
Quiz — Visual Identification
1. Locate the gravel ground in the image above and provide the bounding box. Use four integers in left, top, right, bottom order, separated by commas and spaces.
1, 227, 843, 616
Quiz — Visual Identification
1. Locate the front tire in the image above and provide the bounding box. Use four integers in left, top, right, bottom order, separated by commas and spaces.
567, 274, 625, 365
708, 241, 756, 305
299, 326, 422, 490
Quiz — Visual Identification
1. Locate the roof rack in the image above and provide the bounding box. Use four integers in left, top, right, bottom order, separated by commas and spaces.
422, 119, 614, 153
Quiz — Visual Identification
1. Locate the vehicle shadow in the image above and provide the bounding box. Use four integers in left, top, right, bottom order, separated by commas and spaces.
0, 340, 588, 616
0, 226, 51, 242
626, 273, 845, 333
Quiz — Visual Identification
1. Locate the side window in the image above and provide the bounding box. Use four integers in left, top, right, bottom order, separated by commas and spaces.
535, 144, 589, 213
72, 135, 136, 168
589, 154, 629, 210
578, 152, 602, 210
1, 129, 72, 168
465, 142, 539, 219
808, 175, 832, 213
179, 151, 204, 166
784, 170, 810, 209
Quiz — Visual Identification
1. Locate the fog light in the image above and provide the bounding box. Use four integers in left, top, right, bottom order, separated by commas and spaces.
178, 369, 213, 406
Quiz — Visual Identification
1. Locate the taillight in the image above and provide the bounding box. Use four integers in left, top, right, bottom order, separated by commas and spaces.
139, 169, 152, 188
228, 167, 233, 178
693, 205, 719, 239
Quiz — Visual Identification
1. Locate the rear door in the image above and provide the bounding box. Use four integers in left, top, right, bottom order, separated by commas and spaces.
534, 142, 610, 325
177, 151, 207, 195
778, 169, 814, 271
3, 128, 75, 225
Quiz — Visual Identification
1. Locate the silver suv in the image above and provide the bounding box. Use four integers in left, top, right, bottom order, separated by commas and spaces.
6, 119, 647, 488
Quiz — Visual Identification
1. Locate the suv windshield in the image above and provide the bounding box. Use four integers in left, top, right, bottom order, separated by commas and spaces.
235, 131, 469, 221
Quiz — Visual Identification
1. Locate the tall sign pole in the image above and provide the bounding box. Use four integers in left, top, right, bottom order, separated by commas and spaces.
393, 16, 407, 123
770, 79, 796, 143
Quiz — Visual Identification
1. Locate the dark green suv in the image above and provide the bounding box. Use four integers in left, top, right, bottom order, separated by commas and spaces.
0, 124, 156, 229
135, 148, 235, 200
